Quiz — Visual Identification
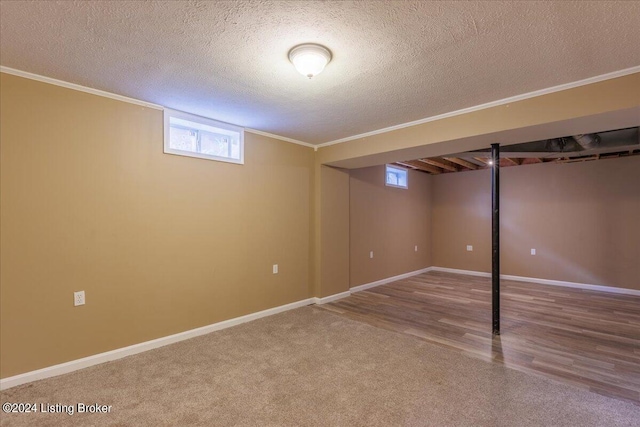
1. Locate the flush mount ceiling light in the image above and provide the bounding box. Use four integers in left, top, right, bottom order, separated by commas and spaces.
288, 44, 332, 79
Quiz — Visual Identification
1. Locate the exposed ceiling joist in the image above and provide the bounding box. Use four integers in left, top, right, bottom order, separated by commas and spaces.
418, 158, 457, 172
394, 161, 419, 171
522, 158, 543, 165
443, 157, 478, 170
557, 156, 598, 164
398, 160, 442, 174
401, 127, 638, 176
402, 149, 638, 175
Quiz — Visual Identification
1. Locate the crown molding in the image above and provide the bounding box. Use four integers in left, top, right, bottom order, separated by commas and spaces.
0, 66, 315, 149
316, 65, 640, 149
245, 128, 315, 148
0, 66, 164, 110
5, 64, 637, 152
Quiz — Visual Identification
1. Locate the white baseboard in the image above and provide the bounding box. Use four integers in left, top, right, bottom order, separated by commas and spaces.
500, 273, 640, 296
430, 267, 640, 296
429, 266, 490, 278
5, 266, 636, 390
312, 267, 434, 304
312, 291, 352, 305
0, 297, 314, 391
350, 267, 433, 293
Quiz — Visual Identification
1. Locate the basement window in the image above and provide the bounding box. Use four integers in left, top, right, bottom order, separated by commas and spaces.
164, 109, 244, 164
385, 165, 408, 189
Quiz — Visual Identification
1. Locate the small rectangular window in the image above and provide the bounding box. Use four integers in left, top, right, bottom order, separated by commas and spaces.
386, 165, 408, 188
164, 109, 244, 164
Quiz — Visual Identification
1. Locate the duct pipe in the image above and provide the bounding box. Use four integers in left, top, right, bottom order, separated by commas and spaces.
573, 134, 600, 149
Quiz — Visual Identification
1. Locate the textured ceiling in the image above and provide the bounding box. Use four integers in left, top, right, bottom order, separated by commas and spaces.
1, 1, 639, 145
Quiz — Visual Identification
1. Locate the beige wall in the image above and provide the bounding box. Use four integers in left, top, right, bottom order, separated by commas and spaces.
432, 157, 640, 290
318, 166, 350, 297
350, 166, 431, 287
0, 73, 314, 378
431, 168, 492, 274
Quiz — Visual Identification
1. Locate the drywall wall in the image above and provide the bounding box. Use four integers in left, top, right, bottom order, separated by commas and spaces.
0, 73, 314, 378
319, 166, 350, 297
431, 157, 640, 290
350, 165, 432, 287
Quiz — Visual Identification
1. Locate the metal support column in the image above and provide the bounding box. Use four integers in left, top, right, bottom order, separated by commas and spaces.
491, 143, 500, 336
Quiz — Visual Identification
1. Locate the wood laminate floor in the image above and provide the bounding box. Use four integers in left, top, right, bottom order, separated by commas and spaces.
318, 271, 640, 405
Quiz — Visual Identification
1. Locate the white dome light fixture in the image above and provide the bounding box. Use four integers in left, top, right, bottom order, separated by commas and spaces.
288, 44, 332, 79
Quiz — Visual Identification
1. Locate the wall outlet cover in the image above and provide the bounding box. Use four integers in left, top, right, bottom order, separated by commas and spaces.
74, 290, 85, 306
466, 245, 473, 251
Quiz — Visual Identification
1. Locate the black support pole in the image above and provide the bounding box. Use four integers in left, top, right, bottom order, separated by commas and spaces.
491, 143, 500, 336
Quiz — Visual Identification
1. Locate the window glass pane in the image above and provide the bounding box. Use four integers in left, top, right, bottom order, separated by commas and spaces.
387, 171, 398, 185
169, 126, 198, 152
200, 130, 232, 158
231, 139, 240, 159
165, 111, 243, 164
397, 172, 407, 187
386, 165, 407, 188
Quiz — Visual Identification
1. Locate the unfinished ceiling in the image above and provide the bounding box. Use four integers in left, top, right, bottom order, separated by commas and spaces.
1, 1, 639, 145
397, 127, 640, 174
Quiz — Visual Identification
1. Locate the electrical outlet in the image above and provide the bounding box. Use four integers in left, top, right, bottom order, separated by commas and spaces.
369, 251, 374, 259
531, 248, 536, 255
74, 291, 85, 306
272, 264, 278, 274
466, 245, 473, 252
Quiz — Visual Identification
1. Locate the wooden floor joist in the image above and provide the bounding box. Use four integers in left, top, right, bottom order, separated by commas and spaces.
503, 157, 520, 166
401, 148, 638, 175
473, 157, 490, 165
418, 158, 458, 172
443, 157, 478, 170
398, 160, 443, 174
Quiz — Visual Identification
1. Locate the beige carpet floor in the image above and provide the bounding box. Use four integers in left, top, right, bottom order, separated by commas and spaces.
1, 306, 639, 426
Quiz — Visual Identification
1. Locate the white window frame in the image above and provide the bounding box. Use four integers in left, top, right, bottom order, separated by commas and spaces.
385, 164, 408, 189
164, 108, 244, 165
